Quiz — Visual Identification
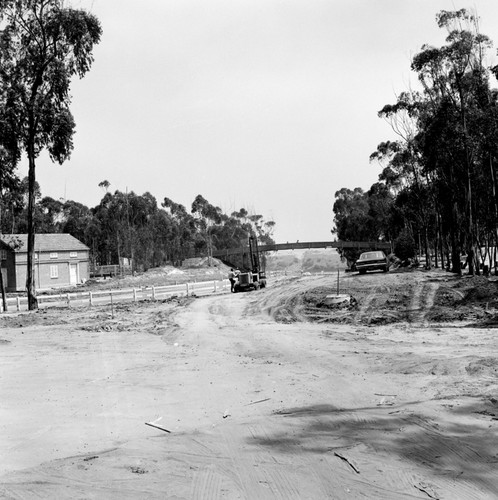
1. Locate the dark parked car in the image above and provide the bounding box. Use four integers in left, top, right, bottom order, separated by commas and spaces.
355, 251, 389, 274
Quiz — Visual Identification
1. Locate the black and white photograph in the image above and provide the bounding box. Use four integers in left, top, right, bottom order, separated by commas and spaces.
2, 1, 498, 498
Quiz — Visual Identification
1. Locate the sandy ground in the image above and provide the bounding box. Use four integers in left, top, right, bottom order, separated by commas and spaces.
1, 270, 498, 499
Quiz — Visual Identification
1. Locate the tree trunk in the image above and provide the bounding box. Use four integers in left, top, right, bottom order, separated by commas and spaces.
451, 203, 461, 275
424, 228, 431, 270
489, 154, 498, 275
207, 227, 213, 266
0, 186, 6, 311
437, 210, 444, 270
490, 243, 497, 276
116, 233, 121, 275
468, 246, 475, 275
446, 238, 451, 271
26, 146, 38, 310
457, 80, 475, 276
434, 218, 439, 269
0, 264, 7, 313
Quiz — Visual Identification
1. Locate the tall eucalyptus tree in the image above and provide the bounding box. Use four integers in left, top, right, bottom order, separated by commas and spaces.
0, 0, 101, 308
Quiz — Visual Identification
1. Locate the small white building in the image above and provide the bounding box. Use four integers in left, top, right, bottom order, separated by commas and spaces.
0, 233, 90, 292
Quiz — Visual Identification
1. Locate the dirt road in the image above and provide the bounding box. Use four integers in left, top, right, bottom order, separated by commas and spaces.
1, 271, 498, 498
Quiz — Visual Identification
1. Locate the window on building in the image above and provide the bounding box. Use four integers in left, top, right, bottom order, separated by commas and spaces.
70, 251, 77, 258
0, 249, 6, 260
50, 252, 58, 259
50, 265, 58, 278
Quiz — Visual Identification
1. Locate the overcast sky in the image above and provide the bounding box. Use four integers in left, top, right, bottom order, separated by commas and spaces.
22, 0, 498, 242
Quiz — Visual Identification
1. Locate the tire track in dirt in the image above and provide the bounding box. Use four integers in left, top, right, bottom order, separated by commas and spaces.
408, 282, 423, 323
276, 410, 419, 498
252, 273, 450, 327
247, 424, 332, 499
305, 439, 425, 499
223, 424, 307, 499
190, 464, 223, 500
260, 465, 302, 499
395, 412, 496, 499
408, 282, 439, 325
222, 426, 267, 498
269, 398, 498, 499
261, 409, 433, 499
354, 287, 379, 323
421, 282, 438, 323
253, 278, 331, 322
385, 408, 497, 498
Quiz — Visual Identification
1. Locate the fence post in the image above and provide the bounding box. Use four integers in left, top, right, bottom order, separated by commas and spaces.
17, 296, 21, 311
186, 283, 189, 296
152, 286, 156, 300
67, 293, 70, 306
133, 288, 137, 302
214, 280, 217, 292
89, 292, 93, 306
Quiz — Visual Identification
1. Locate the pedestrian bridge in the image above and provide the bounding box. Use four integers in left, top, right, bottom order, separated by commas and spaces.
212, 240, 391, 259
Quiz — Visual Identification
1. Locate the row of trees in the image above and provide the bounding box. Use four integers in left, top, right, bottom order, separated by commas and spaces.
0, 178, 276, 271
334, 9, 498, 274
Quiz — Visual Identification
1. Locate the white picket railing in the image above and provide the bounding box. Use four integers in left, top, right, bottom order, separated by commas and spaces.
1, 279, 231, 313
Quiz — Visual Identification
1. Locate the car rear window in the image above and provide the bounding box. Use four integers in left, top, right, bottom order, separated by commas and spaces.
359, 251, 384, 260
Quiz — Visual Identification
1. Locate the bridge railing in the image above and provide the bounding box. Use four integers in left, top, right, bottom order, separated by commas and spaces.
213, 240, 391, 258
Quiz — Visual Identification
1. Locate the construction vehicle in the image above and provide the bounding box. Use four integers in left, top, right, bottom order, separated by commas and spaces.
233, 236, 267, 292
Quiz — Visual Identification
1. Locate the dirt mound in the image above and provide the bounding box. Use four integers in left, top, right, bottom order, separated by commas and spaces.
254, 270, 498, 326
182, 257, 227, 269
465, 357, 498, 377
143, 265, 185, 276
0, 308, 71, 328
457, 276, 498, 304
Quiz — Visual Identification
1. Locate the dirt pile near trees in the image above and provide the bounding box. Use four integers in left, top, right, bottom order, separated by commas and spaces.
254, 270, 498, 326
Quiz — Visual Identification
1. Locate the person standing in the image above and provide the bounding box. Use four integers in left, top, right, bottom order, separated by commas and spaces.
228, 268, 236, 292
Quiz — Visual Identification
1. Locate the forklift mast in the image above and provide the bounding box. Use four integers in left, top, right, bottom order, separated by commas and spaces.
231, 237, 267, 292
249, 236, 261, 273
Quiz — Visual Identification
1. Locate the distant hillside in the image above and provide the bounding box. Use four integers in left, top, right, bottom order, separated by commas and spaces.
266, 249, 346, 273
265, 253, 301, 273
302, 250, 346, 272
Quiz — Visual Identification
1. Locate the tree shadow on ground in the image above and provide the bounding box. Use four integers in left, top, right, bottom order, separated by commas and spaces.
248, 400, 498, 496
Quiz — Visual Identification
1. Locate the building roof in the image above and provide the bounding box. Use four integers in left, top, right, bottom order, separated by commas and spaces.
0, 234, 89, 252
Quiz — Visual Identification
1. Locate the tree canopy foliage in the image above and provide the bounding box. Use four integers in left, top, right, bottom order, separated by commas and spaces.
0, 181, 276, 271
333, 8, 498, 274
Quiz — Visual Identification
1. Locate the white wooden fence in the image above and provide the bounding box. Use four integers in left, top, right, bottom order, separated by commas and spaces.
1, 279, 231, 313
